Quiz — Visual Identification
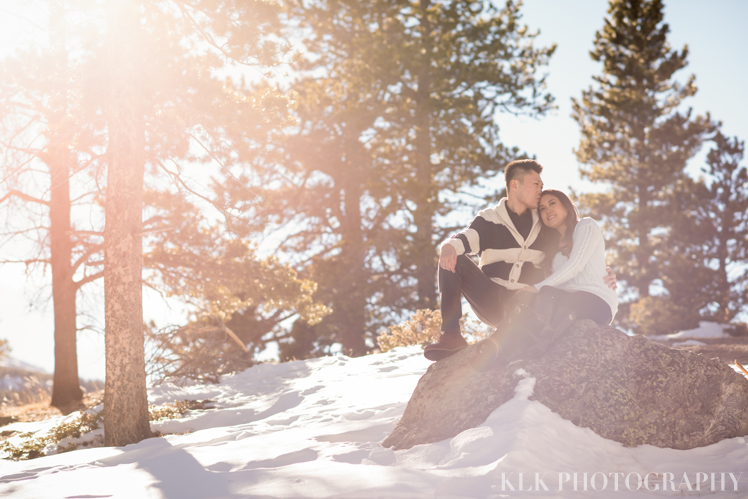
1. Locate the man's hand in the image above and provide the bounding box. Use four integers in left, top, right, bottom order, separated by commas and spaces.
604, 267, 617, 290
439, 244, 457, 272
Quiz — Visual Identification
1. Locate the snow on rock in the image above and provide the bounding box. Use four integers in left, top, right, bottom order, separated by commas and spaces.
386, 320, 748, 451
650, 321, 733, 341
2, 345, 748, 498
672, 339, 708, 346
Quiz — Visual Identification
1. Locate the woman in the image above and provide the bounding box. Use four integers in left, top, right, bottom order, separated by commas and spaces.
472, 190, 617, 369
524, 189, 617, 325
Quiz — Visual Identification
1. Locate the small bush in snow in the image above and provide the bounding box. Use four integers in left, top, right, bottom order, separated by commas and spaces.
726, 323, 748, 337
0, 410, 103, 460
377, 310, 489, 352
629, 296, 699, 335
1, 399, 213, 460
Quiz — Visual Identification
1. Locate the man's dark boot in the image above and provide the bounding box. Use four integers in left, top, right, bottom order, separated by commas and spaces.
424, 332, 468, 361
469, 305, 544, 371
469, 330, 501, 372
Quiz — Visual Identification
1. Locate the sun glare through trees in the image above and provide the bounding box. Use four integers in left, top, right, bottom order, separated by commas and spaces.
0, 0, 747, 447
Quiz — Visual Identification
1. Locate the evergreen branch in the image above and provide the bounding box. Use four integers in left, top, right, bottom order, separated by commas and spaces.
156, 158, 264, 234
173, 1, 268, 67
155, 158, 220, 208
186, 131, 230, 171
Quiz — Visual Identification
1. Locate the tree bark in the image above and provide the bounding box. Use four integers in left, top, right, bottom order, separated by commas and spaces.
48, 0, 83, 410
49, 145, 83, 408
413, 0, 437, 311
716, 216, 731, 322
103, 0, 152, 446
339, 142, 367, 356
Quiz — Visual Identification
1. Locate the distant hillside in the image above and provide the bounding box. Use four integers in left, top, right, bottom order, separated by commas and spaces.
0, 356, 102, 408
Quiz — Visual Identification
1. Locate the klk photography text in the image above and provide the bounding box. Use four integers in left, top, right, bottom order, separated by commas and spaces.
498, 471, 744, 492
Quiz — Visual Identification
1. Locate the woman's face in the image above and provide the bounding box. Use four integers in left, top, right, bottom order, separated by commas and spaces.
538, 193, 568, 232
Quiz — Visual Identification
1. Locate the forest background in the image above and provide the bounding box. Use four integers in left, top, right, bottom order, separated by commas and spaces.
0, 0, 747, 388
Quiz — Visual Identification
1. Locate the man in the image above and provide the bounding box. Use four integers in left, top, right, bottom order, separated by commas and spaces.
424, 159, 615, 361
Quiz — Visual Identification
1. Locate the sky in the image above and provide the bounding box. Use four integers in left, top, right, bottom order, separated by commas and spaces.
1, 0, 747, 381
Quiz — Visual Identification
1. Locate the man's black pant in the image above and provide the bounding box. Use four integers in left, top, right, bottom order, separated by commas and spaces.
439, 255, 518, 332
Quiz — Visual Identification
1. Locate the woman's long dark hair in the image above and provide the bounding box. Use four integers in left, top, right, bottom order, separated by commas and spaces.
540, 190, 580, 269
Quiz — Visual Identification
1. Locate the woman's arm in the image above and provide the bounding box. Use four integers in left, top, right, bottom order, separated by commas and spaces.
535, 218, 603, 290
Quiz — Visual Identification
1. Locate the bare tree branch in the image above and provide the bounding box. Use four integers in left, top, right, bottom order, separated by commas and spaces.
0, 189, 50, 206
74, 270, 104, 291
65, 230, 104, 237
71, 242, 105, 273
0, 258, 49, 265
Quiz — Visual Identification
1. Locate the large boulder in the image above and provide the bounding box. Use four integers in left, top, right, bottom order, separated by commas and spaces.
383, 319, 748, 451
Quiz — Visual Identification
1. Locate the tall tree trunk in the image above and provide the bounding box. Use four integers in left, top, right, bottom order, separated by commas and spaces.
103, 0, 152, 446
339, 150, 367, 356
413, 0, 437, 310
634, 182, 651, 298
48, 0, 83, 409
716, 223, 731, 322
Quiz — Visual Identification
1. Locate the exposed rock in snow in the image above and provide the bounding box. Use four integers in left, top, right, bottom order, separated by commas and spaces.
384, 319, 748, 451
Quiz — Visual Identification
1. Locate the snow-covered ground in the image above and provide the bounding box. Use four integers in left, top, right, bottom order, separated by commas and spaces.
649, 322, 736, 343
2, 345, 748, 498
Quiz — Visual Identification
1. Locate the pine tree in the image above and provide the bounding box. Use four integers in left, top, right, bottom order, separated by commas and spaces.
102, 0, 152, 446
143, 190, 330, 359
266, 0, 554, 356
701, 133, 748, 322
0, 0, 106, 409
373, 0, 555, 311
572, 0, 713, 311
259, 0, 398, 356
2, 0, 290, 418
680, 132, 748, 323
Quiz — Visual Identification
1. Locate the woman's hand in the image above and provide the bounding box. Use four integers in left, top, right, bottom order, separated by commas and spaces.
604, 267, 617, 290
520, 285, 538, 294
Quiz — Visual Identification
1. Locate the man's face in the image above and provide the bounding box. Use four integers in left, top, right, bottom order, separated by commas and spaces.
513, 170, 543, 211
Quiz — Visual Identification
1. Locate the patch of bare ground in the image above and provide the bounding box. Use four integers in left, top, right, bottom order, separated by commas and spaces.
1, 390, 104, 427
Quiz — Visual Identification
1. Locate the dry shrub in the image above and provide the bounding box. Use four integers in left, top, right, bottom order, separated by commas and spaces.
1, 399, 213, 460
377, 309, 490, 352
1, 410, 103, 460
146, 319, 255, 385
148, 399, 212, 421
726, 323, 748, 337
629, 296, 700, 335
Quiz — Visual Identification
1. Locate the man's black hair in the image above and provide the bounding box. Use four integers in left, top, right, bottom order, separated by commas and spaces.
504, 159, 543, 190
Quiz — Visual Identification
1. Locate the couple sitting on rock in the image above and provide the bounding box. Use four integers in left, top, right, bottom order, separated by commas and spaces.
424, 159, 619, 368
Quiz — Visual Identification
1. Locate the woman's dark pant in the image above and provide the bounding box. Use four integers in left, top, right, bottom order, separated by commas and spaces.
494, 286, 613, 360
534, 286, 612, 326
439, 255, 519, 332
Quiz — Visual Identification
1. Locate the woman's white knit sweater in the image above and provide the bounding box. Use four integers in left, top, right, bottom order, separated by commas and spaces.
535, 217, 618, 322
